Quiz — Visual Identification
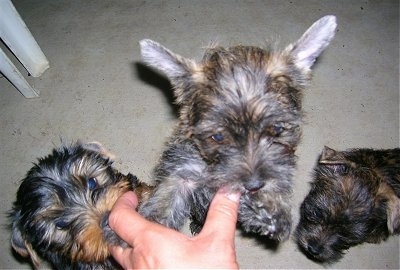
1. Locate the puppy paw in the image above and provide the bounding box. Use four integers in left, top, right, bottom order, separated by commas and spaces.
239, 195, 292, 241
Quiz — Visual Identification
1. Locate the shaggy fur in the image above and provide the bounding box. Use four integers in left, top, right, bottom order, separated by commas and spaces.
10, 142, 152, 269
139, 16, 337, 242
295, 146, 400, 263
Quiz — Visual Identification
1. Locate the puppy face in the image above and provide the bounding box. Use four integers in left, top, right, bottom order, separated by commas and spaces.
295, 146, 398, 263
10, 142, 145, 269
296, 170, 383, 262
187, 46, 302, 193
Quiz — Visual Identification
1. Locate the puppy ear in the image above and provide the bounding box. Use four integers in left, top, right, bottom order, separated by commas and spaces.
83, 141, 116, 161
11, 219, 41, 268
140, 39, 199, 104
319, 146, 344, 163
318, 146, 354, 174
140, 39, 196, 78
11, 222, 28, 258
319, 146, 356, 165
287, 15, 337, 71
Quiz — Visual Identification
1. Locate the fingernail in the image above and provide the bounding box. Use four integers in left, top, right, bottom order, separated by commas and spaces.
226, 192, 241, 202
218, 186, 241, 202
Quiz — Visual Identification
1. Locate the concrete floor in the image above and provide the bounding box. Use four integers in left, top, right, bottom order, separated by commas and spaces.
1, 0, 399, 269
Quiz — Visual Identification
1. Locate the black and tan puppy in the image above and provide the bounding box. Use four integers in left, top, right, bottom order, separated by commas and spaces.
296, 146, 400, 263
10, 142, 152, 269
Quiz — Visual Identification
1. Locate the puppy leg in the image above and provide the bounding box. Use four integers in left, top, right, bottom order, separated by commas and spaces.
139, 140, 207, 230
139, 178, 196, 229
387, 195, 400, 234
377, 181, 400, 234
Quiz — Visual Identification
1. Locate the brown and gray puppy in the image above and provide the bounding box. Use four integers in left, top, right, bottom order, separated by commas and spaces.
296, 146, 400, 263
139, 16, 337, 242
10, 142, 152, 270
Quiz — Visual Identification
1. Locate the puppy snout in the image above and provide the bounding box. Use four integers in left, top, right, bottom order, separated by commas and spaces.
244, 179, 265, 192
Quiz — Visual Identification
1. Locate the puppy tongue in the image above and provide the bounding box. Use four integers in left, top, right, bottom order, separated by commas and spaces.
244, 187, 260, 194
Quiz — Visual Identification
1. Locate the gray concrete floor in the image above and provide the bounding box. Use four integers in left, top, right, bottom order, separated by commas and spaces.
1, 0, 399, 269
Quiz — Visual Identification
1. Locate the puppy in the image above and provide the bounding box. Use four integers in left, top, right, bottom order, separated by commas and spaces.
139, 16, 337, 241
10, 142, 152, 269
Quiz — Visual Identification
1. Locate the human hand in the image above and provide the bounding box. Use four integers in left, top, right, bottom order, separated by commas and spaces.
108, 188, 241, 269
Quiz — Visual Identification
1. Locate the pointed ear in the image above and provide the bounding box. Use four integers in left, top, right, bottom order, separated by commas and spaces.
319, 146, 348, 164
140, 39, 199, 104
318, 146, 354, 174
287, 15, 337, 70
140, 39, 197, 80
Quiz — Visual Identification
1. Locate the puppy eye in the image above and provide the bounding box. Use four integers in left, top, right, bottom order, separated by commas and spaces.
267, 124, 285, 137
273, 124, 284, 134
211, 133, 224, 143
88, 177, 97, 190
55, 220, 69, 229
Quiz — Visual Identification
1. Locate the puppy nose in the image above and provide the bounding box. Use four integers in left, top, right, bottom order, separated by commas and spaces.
307, 241, 323, 256
244, 179, 265, 192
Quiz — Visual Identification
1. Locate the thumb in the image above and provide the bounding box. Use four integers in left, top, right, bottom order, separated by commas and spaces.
108, 191, 151, 246
199, 188, 241, 240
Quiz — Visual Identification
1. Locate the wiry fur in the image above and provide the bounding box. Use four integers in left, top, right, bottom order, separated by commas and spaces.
295, 146, 400, 263
9, 142, 153, 270
139, 16, 337, 241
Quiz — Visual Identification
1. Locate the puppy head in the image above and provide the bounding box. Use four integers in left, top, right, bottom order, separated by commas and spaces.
295, 146, 390, 263
140, 16, 336, 193
10, 142, 135, 268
